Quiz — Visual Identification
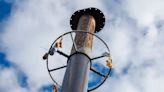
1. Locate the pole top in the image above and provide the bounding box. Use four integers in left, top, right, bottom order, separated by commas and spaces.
70, 7, 105, 33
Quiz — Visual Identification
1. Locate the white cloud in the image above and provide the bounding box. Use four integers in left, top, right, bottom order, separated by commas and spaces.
0, 67, 28, 92
1, 0, 164, 92
96, 0, 164, 92
0, 0, 106, 91
123, 0, 164, 27
0, 0, 72, 91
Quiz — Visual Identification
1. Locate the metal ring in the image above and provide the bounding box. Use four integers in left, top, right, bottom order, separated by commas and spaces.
46, 30, 112, 91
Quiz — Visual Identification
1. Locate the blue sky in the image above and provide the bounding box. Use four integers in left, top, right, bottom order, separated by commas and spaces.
1, 1, 54, 92
0, 0, 113, 92
0, 0, 164, 92
0, 0, 30, 91
0, 0, 11, 22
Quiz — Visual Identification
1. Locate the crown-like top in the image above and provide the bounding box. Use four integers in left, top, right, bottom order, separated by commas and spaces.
70, 7, 105, 33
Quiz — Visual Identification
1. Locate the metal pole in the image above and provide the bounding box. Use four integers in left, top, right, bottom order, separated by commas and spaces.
61, 14, 96, 92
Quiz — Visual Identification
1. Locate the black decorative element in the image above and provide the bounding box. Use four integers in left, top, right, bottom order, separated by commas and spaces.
56, 50, 69, 58
90, 68, 106, 77
49, 47, 55, 55
49, 65, 67, 72
91, 55, 106, 60
70, 7, 105, 33
43, 53, 48, 60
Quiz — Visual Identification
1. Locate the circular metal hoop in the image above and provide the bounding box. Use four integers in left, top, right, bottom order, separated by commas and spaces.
46, 30, 112, 91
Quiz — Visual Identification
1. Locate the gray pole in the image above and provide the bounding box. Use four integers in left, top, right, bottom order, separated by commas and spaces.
61, 15, 96, 92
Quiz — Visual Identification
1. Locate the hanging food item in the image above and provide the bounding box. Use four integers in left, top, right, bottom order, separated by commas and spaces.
55, 37, 63, 48
106, 56, 112, 68
52, 84, 57, 92
52, 83, 61, 92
